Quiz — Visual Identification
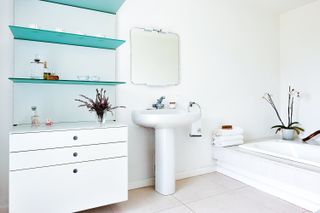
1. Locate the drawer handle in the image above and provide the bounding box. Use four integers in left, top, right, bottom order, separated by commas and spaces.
73, 152, 78, 157
73, 169, 78, 174
73, 136, 78, 141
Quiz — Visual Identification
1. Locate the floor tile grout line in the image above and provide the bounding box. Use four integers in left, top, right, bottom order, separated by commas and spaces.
172, 195, 196, 213
204, 173, 249, 191
152, 195, 189, 213
182, 203, 197, 213
169, 178, 249, 207
178, 185, 250, 207
215, 173, 306, 210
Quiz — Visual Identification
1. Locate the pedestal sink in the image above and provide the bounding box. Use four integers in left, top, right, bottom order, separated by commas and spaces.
132, 109, 201, 195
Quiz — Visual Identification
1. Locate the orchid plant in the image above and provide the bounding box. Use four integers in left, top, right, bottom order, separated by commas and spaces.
75, 88, 125, 123
263, 86, 304, 135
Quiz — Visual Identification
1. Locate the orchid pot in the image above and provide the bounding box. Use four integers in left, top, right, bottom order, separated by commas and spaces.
282, 129, 295, 140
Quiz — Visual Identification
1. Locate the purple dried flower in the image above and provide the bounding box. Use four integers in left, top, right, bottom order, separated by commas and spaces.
75, 88, 125, 122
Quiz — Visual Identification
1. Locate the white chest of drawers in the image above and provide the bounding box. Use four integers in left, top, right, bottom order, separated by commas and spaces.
9, 122, 128, 213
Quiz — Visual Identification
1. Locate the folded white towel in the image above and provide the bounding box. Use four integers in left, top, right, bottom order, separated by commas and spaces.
213, 139, 244, 147
212, 135, 244, 143
214, 127, 244, 137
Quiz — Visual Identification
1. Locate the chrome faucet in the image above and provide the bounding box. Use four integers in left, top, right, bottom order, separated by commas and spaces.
152, 96, 166, 109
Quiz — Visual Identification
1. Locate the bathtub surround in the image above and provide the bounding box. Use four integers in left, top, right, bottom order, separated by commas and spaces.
280, 0, 320, 139
240, 140, 320, 168
214, 141, 320, 211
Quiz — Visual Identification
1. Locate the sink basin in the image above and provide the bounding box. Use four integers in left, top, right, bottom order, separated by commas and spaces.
132, 108, 201, 195
132, 109, 200, 128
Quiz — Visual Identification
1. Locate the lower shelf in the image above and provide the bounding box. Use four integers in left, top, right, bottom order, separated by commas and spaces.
8, 77, 126, 86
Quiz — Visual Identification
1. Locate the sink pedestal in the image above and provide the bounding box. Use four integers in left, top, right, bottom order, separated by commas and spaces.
132, 109, 201, 196
155, 128, 175, 195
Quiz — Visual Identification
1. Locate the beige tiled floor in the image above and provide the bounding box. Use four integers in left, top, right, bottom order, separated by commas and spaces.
80, 172, 309, 213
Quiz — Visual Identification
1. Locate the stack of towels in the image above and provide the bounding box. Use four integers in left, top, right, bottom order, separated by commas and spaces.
212, 126, 244, 147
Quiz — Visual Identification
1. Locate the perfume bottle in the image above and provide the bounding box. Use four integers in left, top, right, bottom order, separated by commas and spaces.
31, 106, 40, 127
30, 54, 44, 79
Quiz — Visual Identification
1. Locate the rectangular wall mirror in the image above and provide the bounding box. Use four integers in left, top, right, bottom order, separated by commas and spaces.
130, 28, 179, 86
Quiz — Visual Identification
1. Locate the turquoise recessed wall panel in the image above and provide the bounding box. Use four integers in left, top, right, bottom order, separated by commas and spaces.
40, 0, 126, 14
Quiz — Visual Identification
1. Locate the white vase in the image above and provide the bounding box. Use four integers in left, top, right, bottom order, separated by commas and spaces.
282, 129, 295, 140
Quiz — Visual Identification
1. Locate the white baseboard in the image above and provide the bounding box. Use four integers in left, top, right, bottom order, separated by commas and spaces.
175, 165, 217, 180
129, 178, 155, 190
128, 165, 216, 190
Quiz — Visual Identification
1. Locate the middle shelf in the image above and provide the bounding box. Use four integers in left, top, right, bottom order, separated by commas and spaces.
9, 77, 126, 86
9, 25, 126, 50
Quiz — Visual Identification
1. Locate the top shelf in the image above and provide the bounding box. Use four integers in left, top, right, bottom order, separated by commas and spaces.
40, 0, 126, 14
9, 25, 125, 50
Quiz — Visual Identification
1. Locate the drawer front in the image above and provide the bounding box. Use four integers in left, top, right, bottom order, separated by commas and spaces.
10, 142, 127, 171
10, 127, 128, 152
10, 157, 128, 213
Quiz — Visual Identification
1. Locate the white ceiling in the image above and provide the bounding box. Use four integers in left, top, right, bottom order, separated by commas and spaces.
250, 0, 317, 13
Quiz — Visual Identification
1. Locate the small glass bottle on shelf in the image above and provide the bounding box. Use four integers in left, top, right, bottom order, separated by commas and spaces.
30, 54, 44, 79
31, 106, 40, 127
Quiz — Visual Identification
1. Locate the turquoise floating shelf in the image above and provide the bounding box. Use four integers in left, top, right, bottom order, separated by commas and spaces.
9, 25, 125, 50
9, 78, 126, 86
40, 0, 126, 14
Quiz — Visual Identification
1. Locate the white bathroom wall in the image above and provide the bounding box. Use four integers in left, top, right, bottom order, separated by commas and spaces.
117, 0, 281, 186
0, 0, 13, 211
280, 0, 320, 138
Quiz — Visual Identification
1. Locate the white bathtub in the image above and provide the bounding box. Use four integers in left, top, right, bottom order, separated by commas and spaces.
239, 139, 320, 168
214, 139, 320, 211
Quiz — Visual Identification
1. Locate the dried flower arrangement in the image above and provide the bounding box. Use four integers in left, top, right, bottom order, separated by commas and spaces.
263, 86, 304, 139
75, 88, 125, 123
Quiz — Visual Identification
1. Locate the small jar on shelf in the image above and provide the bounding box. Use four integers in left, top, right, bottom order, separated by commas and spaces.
30, 54, 44, 79
31, 106, 40, 127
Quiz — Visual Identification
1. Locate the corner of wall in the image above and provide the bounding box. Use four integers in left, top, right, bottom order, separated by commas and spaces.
0, 0, 14, 209
128, 164, 217, 190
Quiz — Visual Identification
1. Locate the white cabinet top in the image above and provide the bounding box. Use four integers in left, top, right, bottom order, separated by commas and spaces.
10, 121, 127, 134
